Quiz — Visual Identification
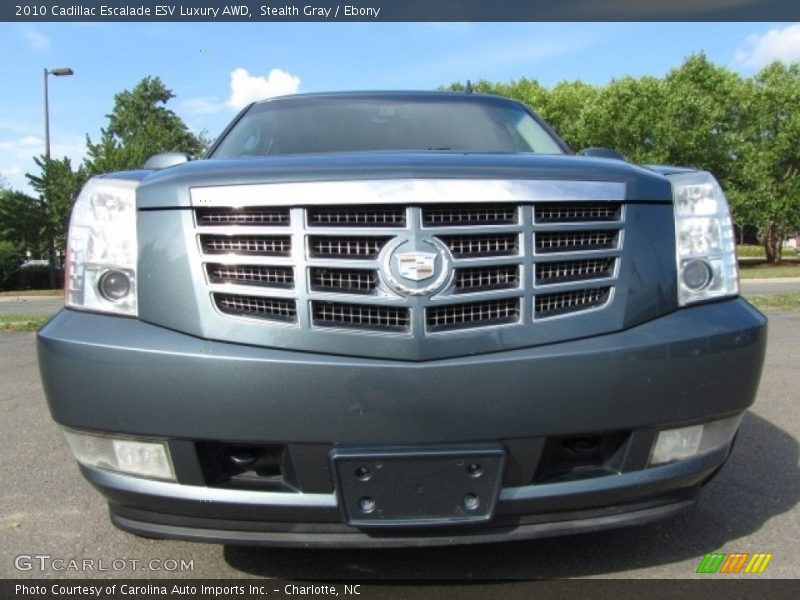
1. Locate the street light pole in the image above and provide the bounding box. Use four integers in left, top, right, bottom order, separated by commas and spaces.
43, 68, 49, 159
42, 66, 73, 288
43, 67, 74, 160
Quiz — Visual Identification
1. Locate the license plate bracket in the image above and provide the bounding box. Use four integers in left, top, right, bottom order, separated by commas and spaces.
330, 445, 506, 527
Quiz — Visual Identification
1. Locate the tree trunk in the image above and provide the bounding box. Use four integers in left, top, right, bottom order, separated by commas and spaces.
48, 239, 57, 289
761, 225, 783, 264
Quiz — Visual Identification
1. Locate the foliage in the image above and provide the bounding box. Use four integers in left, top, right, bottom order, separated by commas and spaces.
26, 156, 86, 258
736, 244, 797, 258
0, 189, 44, 255
728, 62, 800, 262
0, 240, 21, 290
84, 76, 209, 175
739, 262, 800, 279
445, 53, 800, 263
0, 313, 50, 332
744, 292, 800, 312
1, 76, 207, 289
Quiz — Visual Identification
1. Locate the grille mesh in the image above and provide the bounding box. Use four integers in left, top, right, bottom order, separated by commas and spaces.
536, 231, 617, 253
215, 294, 297, 321
535, 203, 621, 223
207, 264, 294, 288
311, 268, 377, 294
454, 266, 519, 292
309, 206, 405, 227
423, 204, 517, 226
309, 236, 390, 259
441, 234, 519, 258
427, 299, 520, 330
312, 302, 409, 331
535, 287, 611, 318
201, 235, 291, 256
196, 200, 624, 335
536, 259, 614, 285
197, 208, 290, 226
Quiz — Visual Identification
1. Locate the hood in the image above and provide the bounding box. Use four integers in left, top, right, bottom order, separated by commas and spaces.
133, 152, 675, 208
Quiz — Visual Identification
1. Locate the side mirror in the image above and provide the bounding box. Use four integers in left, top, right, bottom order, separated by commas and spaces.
579, 147, 626, 161
142, 152, 192, 170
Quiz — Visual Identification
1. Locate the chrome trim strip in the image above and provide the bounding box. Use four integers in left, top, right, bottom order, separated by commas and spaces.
191, 179, 627, 207
86, 467, 336, 507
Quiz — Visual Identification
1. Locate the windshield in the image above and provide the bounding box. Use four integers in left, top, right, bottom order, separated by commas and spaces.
211, 95, 565, 158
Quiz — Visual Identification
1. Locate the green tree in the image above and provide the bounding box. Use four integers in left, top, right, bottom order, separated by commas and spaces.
656, 54, 748, 185
539, 80, 598, 150
729, 62, 800, 263
581, 75, 665, 162
0, 188, 44, 255
84, 76, 209, 175
0, 188, 42, 288
15, 156, 86, 287
0, 240, 21, 290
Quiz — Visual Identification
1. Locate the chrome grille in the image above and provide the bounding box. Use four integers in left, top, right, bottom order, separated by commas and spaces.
536, 259, 615, 285
312, 301, 409, 331
535, 287, 611, 318
454, 266, 519, 292
192, 189, 625, 340
441, 234, 519, 258
214, 294, 297, 322
311, 268, 377, 294
536, 231, 617, 253
427, 299, 520, 331
197, 207, 290, 226
535, 203, 621, 223
207, 264, 294, 288
201, 235, 291, 256
309, 236, 390, 259
309, 206, 405, 227
423, 204, 517, 226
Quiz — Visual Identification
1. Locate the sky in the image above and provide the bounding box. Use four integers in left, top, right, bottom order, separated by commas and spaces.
1, 21, 800, 194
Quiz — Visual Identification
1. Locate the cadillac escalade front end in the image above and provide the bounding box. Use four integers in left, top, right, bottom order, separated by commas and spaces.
37, 92, 767, 546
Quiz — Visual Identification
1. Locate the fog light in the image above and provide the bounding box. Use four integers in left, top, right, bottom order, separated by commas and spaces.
63, 430, 175, 481
649, 414, 743, 466
98, 269, 132, 301
682, 259, 713, 291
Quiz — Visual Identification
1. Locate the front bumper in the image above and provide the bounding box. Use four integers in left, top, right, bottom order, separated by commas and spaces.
38, 298, 767, 546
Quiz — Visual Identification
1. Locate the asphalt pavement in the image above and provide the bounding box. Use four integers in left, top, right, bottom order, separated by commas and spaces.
0, 296, 63, 316
0, 309, 797, 580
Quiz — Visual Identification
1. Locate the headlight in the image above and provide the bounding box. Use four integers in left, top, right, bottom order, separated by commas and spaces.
66, 178, 138, 316
668, 171, 738, 306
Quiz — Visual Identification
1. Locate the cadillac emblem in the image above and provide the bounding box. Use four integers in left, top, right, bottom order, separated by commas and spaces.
381, 237, 451, 296
397, 252, 437, 281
